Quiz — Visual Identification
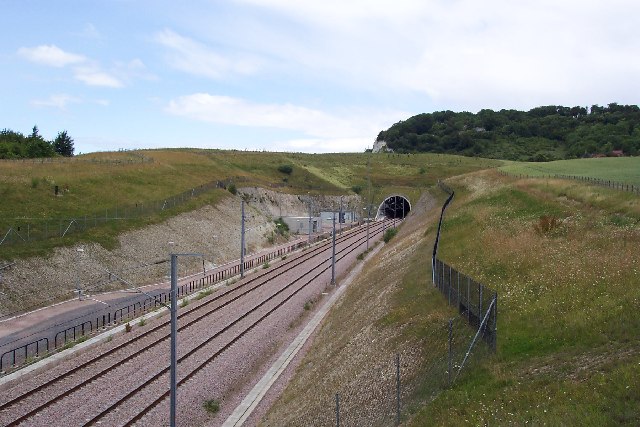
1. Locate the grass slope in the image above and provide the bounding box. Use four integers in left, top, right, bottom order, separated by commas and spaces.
415, 171, 640, 425
0, 150, 499, 259
263, 169, 640, 426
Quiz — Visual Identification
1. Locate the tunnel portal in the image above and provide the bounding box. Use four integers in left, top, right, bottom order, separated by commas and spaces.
377, 195, 411, 219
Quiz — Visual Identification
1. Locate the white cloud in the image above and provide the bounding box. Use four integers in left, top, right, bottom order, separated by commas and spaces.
17, 44, 86, 67
232, 0, 640, 111
271, 137, 372, 153
73, 65, 124, 88
154, 29, 262, 79
31, 94, 82, 110
166, 93, 403, 138
17, 43, 150, 88
165, 93, 408, 152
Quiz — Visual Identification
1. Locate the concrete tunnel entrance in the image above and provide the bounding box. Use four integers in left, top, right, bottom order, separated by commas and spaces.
377, 195, 411, 220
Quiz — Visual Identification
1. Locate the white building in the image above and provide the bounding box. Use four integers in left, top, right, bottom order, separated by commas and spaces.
282, 216, 320, 234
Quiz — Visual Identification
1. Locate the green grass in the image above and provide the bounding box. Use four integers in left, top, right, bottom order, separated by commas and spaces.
500, 157, 640, 185
407, 170, 640, 425
0, 149, 498, 260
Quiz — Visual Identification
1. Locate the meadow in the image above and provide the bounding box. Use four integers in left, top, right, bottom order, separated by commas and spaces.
500, 157, 640, 186
411, 171, 640, 425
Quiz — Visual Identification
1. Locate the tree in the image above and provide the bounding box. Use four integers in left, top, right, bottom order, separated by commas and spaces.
26, 125, 55, 158
54, 130, 75, 157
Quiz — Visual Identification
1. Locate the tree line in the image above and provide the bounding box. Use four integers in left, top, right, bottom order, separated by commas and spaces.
0, 126, 75, 159
376, 103, 640, 161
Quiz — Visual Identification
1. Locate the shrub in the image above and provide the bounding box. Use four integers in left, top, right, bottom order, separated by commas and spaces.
138, 318, 146, 327
196, 289, 213, 300
383, 227, 398, 243
278, 164, 293, 174
351, 185, 363, 194
227, 183, 237, 195
203, 399, 220, 414
274, 217, 289, 237
263, 262, 270, 269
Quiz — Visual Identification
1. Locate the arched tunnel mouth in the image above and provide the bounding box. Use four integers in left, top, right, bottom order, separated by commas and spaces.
378, 195, 411, 219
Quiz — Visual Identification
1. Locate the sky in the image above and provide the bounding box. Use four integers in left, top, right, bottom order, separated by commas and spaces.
2, 0, 639, 154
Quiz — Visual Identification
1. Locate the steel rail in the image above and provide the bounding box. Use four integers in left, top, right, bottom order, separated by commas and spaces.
0, 221, 388, 425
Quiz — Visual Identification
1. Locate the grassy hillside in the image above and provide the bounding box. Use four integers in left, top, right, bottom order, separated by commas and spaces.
263, 168, 640, 425
412, 171, 640, 425
0, 149, 499, 259
500, 157, 640, 186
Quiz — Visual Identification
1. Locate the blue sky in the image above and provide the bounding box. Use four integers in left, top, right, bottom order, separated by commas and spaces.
2, 1, 639, 154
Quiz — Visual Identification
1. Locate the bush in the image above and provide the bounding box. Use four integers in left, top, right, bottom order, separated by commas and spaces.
351, 185, 363, 194
274, 217, 289, 235
277, 164, 293, 175
227, 183, 237, 195
203, 399, 220, 414
383, 227, 398, 243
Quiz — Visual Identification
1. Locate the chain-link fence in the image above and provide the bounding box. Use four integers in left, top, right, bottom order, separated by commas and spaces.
288, 316, 488, 426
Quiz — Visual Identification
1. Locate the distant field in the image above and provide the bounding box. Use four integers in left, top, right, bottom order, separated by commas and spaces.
500, 157, 640, 186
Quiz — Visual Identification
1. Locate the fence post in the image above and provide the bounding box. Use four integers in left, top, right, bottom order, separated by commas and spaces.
493, 293, 498, 352
457, 270, 460, 308
479, 284, 484, 325
448, 264, 452, 305
396, 353, 401, 426
467, 277, 471, 323
448, 318, 453, 386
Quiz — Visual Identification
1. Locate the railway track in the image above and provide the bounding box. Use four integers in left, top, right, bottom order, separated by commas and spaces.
0, 219, 392, 426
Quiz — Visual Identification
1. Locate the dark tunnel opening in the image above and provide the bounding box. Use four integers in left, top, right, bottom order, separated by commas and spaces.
380, 195, 411, 219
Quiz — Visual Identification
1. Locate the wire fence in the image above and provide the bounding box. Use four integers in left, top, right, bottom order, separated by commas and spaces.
290, 316, 486, 426
285, 180, 498, 426
0, 150, 154, 165
432, 180, 497, 350
432, 259, 497, 352
0, 176, 247, 247
500, 170, 640, 195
